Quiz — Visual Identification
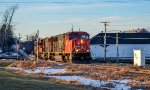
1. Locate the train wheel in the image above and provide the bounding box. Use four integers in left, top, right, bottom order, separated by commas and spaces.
62, 55, 67, 62
52, 56, 55, 61
44, 54, 46, 60
49, 55, 55, 61
66, 55, 70, 62
62, 55, 70, 63
44, 54, 48, 60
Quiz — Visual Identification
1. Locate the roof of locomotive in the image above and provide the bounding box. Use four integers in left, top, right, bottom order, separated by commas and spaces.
39, 31, 90, 41
49, 31, 90, 37
66, 31, 90, 35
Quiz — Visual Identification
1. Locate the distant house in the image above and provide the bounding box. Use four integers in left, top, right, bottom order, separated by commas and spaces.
123, 28, 149, 33
90, 32, 150, 61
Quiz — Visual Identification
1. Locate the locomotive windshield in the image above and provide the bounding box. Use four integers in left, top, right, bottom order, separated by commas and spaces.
69, 33, 89, 40
81, 34, 89, 39
69, 33, 79, 39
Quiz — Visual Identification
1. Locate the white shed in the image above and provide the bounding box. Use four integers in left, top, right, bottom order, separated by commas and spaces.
90, 33, 150, 62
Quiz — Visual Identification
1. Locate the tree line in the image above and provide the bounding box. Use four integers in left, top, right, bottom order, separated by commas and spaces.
0, 4, 18, 53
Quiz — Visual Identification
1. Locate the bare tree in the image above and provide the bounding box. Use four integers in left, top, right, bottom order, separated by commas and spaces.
0, 4, 19, 52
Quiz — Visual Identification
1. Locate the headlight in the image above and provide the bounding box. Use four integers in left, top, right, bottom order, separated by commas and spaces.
87, 50, 90, 52
81, 39, 84, 44
76, 49, 79, 52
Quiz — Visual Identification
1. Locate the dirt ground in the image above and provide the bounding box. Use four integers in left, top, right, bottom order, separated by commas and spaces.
7, 60, 150, 89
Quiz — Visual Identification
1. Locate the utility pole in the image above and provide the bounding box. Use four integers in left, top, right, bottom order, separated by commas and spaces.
79, 28, 81, 31
101, 22, 110, 61
116, 32, 119, 63
17, 33, 21, 60
71, 25, 74, 32
26, 35, 28, 41
36, 30, 39, 62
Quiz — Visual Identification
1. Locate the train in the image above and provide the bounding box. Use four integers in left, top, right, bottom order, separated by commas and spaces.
34, 31, 92, 63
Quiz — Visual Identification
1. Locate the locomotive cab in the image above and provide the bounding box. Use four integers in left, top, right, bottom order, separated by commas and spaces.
68, 32, 92, 63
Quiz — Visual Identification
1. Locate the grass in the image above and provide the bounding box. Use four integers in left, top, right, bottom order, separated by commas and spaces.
0, 68, 86, 90
0, 62, 13, 67
0, 60, 16, 67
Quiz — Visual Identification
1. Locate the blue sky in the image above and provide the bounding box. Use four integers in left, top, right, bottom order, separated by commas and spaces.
0, 0, 150, 38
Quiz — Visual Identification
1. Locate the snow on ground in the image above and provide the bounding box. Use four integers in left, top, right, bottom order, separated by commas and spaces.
23, 67, 66, 75
11, 53, 18, 56
7, 66, 131, 90
47, 76, 131, 90
7, 67, 66, 75
57, 63, 64, 66
0, 53, 9, 57
19, 49, 28, 58
0, 59, 8, 60
7, 67, 23, 70
0, 52, 19, 57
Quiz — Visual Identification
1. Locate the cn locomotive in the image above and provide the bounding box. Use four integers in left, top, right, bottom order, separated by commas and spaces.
34, 30, 92, 63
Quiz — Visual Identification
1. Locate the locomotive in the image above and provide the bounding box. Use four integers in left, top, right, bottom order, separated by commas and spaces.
34, 31, 92, 63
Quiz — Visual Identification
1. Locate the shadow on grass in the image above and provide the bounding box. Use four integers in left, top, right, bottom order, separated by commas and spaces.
0, 68, 85, 90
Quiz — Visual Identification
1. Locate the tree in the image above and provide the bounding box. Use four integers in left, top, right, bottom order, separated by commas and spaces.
0, 4, 19, 52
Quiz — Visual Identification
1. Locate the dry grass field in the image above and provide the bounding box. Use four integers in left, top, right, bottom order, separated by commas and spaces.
5, 60, 150, 89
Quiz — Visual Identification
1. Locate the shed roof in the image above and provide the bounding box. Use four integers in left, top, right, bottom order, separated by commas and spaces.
90, 33, 150, 44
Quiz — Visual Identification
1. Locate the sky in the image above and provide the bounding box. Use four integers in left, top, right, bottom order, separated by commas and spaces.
0, 0, 150, 39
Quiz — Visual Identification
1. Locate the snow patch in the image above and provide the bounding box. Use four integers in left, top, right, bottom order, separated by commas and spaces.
7, 66, 131, 89
7, 67, 23, 70
57, 64, 64, 66
11, 53, 18, 56
48, 76, 131, 90
0, 52, 19, 57
7, 67, 66, 75
19, 49, 28, 58
24, 67, 66, 74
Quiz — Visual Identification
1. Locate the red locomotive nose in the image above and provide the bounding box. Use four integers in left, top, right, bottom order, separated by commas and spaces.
76, 38, 84, 45
73, 38, 89, 52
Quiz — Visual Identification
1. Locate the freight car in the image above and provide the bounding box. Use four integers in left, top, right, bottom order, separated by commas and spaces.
34, 31, 92, 63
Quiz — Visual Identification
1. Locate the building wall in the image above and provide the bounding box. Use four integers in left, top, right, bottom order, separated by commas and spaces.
90, 44, 150, 59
